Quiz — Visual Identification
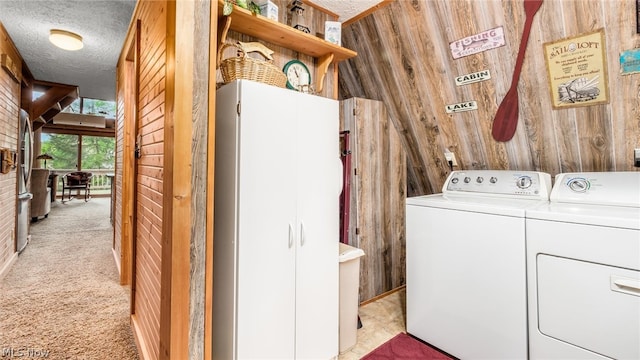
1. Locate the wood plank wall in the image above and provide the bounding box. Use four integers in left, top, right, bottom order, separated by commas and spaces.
117, 1, 168, 359
219, 0, 338, 99
340, 97, 406, 302
118, 1, 212, 358
115, 54, 125, 276
115, 39, 136, 287
181, 1, 211, 358
339, 0, 640, 197
0, 24, 21, 277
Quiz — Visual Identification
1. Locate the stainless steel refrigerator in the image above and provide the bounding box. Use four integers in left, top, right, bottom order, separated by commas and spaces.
16, 109, 32, 253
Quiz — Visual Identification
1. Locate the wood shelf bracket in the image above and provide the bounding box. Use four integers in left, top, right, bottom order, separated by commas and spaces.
316, 53, 334, 93
217, 16, 232, 68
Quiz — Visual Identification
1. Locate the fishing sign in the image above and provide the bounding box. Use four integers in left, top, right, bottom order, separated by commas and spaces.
449, 26, 506, 60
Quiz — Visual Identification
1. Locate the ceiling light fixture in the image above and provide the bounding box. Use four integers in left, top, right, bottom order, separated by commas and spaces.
49, 29, 83, 51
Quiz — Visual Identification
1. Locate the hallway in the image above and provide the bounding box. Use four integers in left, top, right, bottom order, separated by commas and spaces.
0, 198, 138, 359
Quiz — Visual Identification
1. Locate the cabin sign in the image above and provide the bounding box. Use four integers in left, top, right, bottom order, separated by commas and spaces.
455, 70, 491, 86
450, 26, 505, 59
445, 101, 478, 113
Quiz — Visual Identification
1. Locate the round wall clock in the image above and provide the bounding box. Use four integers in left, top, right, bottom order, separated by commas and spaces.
283, 59, 310, 90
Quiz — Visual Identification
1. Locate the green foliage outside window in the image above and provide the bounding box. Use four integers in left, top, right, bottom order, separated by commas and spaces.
82, 99, 116, 117
62, 97, 116, 117
82, 136, 115, 169
41, 134, 114, 170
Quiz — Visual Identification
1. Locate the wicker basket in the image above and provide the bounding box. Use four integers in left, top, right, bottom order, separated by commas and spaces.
218, 42, 287, 88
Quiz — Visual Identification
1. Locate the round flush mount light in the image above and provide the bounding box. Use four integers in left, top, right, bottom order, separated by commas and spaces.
49, 29, 83, 51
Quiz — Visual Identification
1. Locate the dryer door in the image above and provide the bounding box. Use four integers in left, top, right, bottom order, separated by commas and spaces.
537, 254, 640, 359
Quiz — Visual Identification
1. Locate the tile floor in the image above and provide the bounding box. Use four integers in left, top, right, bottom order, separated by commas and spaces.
338, 287, 407, 359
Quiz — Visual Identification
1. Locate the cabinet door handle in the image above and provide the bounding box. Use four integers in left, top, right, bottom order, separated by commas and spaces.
611, 276, 640, 296
288, 224, 294, 249
300, 222, 305, 247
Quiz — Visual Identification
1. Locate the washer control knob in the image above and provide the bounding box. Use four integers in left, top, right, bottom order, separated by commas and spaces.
464, 177, 471, 183
476, 177, 484, 183
568, 178, 589, 192
516, 176, 532, 189
490, 177, 498, 184
451, 177, 459, 184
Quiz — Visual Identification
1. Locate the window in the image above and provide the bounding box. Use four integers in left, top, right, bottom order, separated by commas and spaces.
41, 134, 115, 196
82, 98, 116, 117
81, 136, 115, 169
41, 133, 79, 170
61, 97, 116, 117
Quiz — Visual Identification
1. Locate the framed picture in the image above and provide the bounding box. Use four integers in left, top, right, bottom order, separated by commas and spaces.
543, 29, 609, 109
620, 48, 640, 75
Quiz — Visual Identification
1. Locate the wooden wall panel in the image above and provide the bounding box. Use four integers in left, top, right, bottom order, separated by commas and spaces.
118, 1, 212, 358
340, 97, 406, 302
0, 23, 21, 278
114, 50, 126, 278
340, 0, 640, 197
114, 1, 168, 359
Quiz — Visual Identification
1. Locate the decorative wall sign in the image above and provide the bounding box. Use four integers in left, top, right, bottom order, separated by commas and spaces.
324, 21, 341, 46
455, 70, 491, 86
543, 29, 609, 109
449, 26, 505, 60
445, 101, 478, 113
620, 48, 640, 75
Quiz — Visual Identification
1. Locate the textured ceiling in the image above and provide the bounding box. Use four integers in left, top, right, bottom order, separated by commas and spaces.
0, 0, 136, 101
0, 0, 377, 102
313, 0, 382, 21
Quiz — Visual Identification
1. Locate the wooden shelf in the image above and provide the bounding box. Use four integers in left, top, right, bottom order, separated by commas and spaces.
217, 0, 356, 61
216, 0, 357, 93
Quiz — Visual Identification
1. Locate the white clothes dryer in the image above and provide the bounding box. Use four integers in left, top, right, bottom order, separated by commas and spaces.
526, 172, 640, 359
406, 170, 551, 359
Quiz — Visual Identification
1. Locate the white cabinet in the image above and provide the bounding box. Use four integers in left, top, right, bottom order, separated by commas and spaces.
213, 80, 341, 360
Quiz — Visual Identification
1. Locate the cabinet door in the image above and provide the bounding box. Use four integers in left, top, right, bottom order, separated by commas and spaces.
236, 81, 298, 359
295, 93, 340, 359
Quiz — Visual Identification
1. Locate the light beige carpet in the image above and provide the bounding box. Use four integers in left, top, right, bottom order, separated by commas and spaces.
0, 197, 138, 359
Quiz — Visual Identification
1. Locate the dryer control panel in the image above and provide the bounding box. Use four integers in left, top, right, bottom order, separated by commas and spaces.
551, 172, 640, 207
443, 170, 552, 199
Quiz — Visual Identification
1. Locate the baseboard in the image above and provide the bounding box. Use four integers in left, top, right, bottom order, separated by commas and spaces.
131, 314, 153, 360
359, 284, 406, 306
0, 252, 18, 281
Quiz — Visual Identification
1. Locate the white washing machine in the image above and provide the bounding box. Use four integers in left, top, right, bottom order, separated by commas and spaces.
407, 170, 552, 359
526, 171, 640, 360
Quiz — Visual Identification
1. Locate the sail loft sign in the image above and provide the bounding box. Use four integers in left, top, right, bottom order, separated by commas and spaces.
455, 70, 491, 86
445, 101, 478, 113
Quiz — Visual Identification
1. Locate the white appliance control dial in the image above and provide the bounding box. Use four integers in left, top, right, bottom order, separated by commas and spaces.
443, 170, 552, 199
516, 176, 532, 189
568, 178, 589, 192
551, 172, 640, 207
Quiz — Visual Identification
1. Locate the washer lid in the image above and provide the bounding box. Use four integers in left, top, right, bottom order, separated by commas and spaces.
407, 193, 548, 217
551, 172, 640, 207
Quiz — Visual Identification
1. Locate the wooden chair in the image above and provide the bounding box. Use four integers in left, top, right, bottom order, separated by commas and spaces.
62, 171, 93, 202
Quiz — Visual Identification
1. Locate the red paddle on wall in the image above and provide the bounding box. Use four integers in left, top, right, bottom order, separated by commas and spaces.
491, 0, 543, 142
